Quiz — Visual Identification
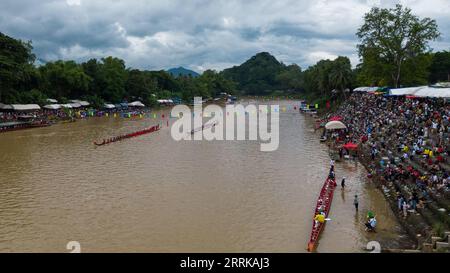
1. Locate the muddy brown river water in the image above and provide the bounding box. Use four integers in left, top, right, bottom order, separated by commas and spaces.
0, 100, 411, 252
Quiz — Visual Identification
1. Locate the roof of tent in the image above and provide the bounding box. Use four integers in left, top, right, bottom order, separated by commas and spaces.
157, 99, 174, 103
343, 142, 359, 150
128, 101, 145, 107
11, 104, 41, 111
70, 100, 90, 106
353, 87, 379, 92
415, 87, 450, 98
325, 121, 347, 130
0, 103, 13, 110
389, 86, 450, 98
43, 104, 61, 110
47, 98, 58, 103
69, 102, 82, 108
60, 104, 73, 109
104, 104, 116, 109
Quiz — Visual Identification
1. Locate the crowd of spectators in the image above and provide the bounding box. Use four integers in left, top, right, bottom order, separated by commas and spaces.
329, 92, 449, 218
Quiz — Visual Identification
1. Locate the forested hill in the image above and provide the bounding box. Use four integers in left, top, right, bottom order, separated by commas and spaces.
221, 52, 303, 95
167, 67, 200, 78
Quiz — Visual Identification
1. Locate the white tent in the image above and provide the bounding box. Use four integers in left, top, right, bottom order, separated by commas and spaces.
389, 86, 450, 98
60, 104, 73, 109
389, 86, 425, 96
69, 102, 82, 108
353, 87, 379, 92
325, 121, 347, 130
70, 100, 90, 107
0, 103, 13, 110
47, 98, 58, 103
157, 99, 174, 104
415, 87, 450, 98
43, 104, 61, 110
128, 101, 145, 107
104, 104, 116, 109
11, 104, 41, 111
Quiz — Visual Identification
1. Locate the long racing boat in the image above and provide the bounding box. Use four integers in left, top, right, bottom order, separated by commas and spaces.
307, 176, 337, 252
94, 124, 160, 146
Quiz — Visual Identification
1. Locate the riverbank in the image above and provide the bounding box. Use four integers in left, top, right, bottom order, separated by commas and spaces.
0, 106, 153, 133
313, 93, 450, 252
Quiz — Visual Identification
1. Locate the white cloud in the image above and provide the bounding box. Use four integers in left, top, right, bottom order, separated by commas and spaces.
66, 0, 81, 6
0, 0, 448, 70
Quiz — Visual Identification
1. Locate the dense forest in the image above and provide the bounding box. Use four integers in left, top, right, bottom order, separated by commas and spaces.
1, 5, 449, 108
0, 32, 235, 108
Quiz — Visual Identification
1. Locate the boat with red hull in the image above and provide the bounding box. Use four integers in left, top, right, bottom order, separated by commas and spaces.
307, 176, 337, 252
94, 124, 160, 146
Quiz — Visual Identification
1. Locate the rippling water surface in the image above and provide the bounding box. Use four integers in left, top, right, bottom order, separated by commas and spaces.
0, 100, 408, 252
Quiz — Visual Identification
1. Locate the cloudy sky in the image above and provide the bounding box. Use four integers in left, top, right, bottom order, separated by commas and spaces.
1, 0, 449, 72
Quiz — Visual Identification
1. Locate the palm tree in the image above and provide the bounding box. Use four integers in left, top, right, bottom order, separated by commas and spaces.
329, 57, 353, 98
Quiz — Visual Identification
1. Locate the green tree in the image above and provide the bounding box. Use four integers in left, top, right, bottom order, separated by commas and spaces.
126, 69, 158, 102
98, 57, 128, 103
38, 60, 91, 100
329, 57, 353, 96
17, 89, 48, 105
357, 4, 440, 87
275, 64, 303, 91
0, 32, 36, 102
198, 69, 236, 97
429, 51, 450, 83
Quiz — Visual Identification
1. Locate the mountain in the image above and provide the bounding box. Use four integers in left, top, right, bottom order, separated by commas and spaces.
221, 52, 294, 95
167, 67, 200, 78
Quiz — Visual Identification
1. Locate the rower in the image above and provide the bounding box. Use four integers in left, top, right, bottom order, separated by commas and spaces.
314, 213, 325, 228
328, 170, 335, 180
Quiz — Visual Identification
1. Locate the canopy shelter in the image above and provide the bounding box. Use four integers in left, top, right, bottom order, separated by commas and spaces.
157, 99, 174, 104
11, 104, 41, 111
70, 100, 90, 107
60, 104, 73, 109
325, 121, 347, 130
69, 102, 82, 108
389, 86, 423, 96
389, 86, 450, 98
43, 104, 61, 110
104, 104, 116, 109
415, 87, 450, 98
329, 116, 342, 121
343, 142, 358, 150
128, 101, 145, 107
353, 87, 379, 92
0, 103, 13, 111
47, 98, 58, 103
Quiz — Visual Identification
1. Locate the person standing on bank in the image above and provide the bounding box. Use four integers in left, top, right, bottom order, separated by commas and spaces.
354, 195, 359, 211
341, 177, 346, 188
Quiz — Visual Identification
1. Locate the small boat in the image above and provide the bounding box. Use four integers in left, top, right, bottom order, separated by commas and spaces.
307, 176, 337, 252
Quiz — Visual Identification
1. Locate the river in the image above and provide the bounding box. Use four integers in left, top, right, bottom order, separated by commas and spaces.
0, 100, 411, 252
